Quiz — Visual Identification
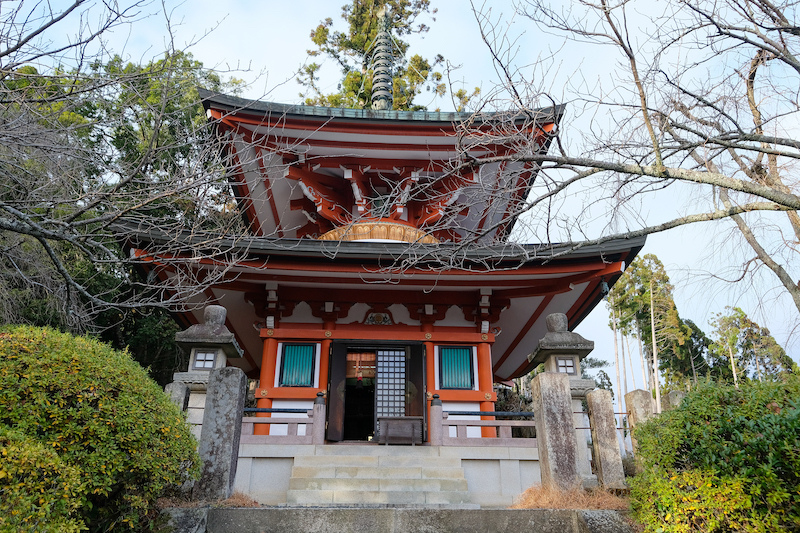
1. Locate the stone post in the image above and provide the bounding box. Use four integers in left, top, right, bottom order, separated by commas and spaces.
665, 390, 687, 411
570, 379, 597, 486
193, 367, 247, 501
312, 392, 327, 445
586, 389, 626, 490
165, 381, 190, 411
429, 394, 443, 446
530, 372, 581, 491
625, 389, 655, 452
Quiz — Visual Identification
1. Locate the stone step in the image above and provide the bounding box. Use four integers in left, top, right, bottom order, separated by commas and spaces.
288, 477, 469, 492
291, 465, 467, 480
286, 448, 471, 508
312, 444, 441, 456
286, 489, 472, 506
292, 454, 462, 469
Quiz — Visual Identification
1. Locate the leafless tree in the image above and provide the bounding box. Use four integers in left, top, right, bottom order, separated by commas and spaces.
0, 1, 249, 331
457, 0, 800, 322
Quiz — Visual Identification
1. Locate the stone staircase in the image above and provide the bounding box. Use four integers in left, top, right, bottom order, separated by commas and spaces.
285, 445, 474, 506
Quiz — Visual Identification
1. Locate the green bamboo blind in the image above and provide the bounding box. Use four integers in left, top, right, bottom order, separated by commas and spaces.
280, 344, 315, 386
440, 346, 473, 389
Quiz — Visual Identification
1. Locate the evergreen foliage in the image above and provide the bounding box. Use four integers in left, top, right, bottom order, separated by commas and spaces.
630, 376, 800, 532
0, 427, 84, 533
710, 306, 797, 383
299, 0, 478, 110
0, 49, 243, 385
0, 325, 198, 532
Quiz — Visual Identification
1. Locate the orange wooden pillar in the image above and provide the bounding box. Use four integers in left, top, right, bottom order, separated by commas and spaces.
319, 321, 334, 391
425, 340, 436, 442
477, 342, 497, 437
254, 335, 279, 435
423, 323, 436, 443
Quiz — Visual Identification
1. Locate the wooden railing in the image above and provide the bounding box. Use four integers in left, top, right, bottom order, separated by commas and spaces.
238, 393, 538, 447
239, 393, 326, 445
430, 397, 538, 447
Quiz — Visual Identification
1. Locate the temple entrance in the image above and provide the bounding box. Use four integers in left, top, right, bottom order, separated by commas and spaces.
327, 343, 425, 442
343, 351, 376, 440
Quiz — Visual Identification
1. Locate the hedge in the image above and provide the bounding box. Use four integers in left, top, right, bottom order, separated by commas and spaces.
0, 325, 199, 531
630, 377, 800, 532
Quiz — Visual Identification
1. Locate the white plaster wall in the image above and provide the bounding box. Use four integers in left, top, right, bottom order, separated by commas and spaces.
268, 399, 313, 436
443, 401, 482, 438
278, 301, 318, 324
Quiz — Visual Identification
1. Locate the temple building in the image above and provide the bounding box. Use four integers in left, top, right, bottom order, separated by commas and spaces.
135, 21, 644, 505
133, 88, 643, 443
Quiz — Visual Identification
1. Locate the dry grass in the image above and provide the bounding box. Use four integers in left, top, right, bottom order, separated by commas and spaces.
510, 485, 630, 511
156, 491, 261, 509
155, 496, 202, 509
215, 492, 261, 508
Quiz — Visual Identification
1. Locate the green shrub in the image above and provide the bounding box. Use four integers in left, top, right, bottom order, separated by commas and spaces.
630, 377, 800, 532
0, 325, 199, 532
0, 427, 85, 533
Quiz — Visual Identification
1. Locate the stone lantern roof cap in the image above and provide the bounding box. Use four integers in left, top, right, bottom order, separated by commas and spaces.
527, 313, 594, 366
175, 305, 243, 359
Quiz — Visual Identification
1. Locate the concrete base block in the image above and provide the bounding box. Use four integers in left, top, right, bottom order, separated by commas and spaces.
234, 444, 543, 509
163, 508, 637, 533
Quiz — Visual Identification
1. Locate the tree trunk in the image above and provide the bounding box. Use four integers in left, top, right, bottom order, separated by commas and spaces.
620, 326, 629, 401
755, 354, 763, 382
637, 324, 649, 391
728, 344, 740, 389
650, 279, 662, 413
626, 334, 637, 390
612, 307, 623, 415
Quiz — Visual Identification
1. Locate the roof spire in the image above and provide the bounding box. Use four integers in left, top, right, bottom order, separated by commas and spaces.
371, 7, 393, 111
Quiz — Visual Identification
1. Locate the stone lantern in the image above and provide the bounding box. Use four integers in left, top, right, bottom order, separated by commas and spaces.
527, 313, 594, 376
168, 305, 243, 437
528, 313, 598, 486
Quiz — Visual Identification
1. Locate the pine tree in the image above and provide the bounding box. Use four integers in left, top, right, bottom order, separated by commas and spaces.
298, 1, 477, 110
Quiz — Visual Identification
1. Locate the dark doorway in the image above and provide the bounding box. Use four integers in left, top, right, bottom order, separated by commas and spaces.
343, 351, 376, 440
343, 379, 375, 440
327, 343, 425, 442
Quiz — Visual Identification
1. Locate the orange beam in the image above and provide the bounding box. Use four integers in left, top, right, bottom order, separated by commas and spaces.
437, 390, 497, 402
260, 327, 494, 344
255, 387, 325, 400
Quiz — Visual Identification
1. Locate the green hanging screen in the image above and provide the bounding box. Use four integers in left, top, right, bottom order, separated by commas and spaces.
440, 346, 474, 389
280, 344, 315, 387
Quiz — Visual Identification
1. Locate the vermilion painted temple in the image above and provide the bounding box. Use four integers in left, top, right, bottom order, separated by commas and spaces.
131, 88, 643, 446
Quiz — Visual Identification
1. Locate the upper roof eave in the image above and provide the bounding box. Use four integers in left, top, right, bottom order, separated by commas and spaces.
117, 220, 645, 267
198, 88, 565, 126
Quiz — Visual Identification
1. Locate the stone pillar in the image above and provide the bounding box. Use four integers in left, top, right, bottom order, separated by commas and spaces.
586, 389, 626, 490
530, 372, 581, 491
625, 389, 655, 452
165, 381, 190, 411
429, 394, 443, 446
193, 367, 247, 501
312, 392, 327, 445
665, 390, 687, 411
